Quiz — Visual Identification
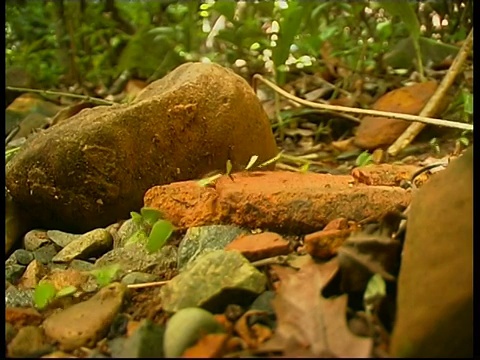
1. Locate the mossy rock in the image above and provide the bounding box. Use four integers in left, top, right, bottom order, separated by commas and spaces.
6, 62, 278, 234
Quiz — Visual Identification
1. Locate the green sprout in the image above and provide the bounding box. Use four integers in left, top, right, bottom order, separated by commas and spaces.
127, 207, 175, 253
355, 151, 374, 167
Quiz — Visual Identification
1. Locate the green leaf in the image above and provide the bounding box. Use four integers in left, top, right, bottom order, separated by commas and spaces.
299, 162, 310, 173
459, 137, 469, 146
146, 219, 174, 253
212, 0, 236, 22
258, 151, 283, 168
464, 93, 473, 115
125, 229, 149, 246
56, 285, 77, 298
90, 264, 121, 288
226, 159, 233, 176
197, 173, 223, 187
376, 20, 392, 41
380, 1, 420, 39
140, 207, 162, 226
245, 155, 259, 171
5, 147, 21, 164
355, 151, 374, 167
272, 2, 304, 84
130, 211, 143, 225
148, 27, 176, 37
364, 274, 386, 304
34, 281, 57, 310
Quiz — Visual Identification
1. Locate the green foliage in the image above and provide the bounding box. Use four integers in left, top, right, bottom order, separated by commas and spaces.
56, 285, 78, 298
429, 138, 441, 154
128, 207, 174, 253
364, 274, 386, 311
140, 207, 162, 226
273, 1, 304, 84
34, 281, 57, 310
146, 220, 175, 254
380, 1, 420, 40
5, 147, 21, 164
245, 155, 259, 171
197, 152, 283, 187
380, 1, 424, 78
90, 264, 121, 287
5, 1, 471, 93
443, 89, 473, 124
33, 282, 78, 310
463, 92, 473, 116
355, 151, 374, 167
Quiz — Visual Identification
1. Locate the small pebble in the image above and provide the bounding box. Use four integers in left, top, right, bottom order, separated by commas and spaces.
13, 249, 34, 265
33, 244, 59, 264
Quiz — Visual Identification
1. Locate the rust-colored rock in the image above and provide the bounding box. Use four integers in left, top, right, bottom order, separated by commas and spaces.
6, 307, 43, 328
226, 232, 290, 261
351, 163, 425, 186
17, 260, 48, 289
354, 81, 438, 149
6, 62, 278, 233
304, 229, 352, 259
323, 217, 349, 231
144, 171, 411, 234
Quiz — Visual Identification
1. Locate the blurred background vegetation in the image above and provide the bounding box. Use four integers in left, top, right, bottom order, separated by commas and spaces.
6, 0, 472, 93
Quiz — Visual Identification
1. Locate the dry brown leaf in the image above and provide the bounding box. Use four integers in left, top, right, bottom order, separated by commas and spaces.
234, 310, 272, 348
263, 258, 373, 357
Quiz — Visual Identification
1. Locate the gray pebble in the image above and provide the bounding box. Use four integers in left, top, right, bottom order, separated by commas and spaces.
5, 264, 26, 283
33, 244, 59, 264
13, 249, 34, 265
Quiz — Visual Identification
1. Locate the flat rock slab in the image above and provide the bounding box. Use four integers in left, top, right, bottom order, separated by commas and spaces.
144, 171, 412, 234
43, 282, 127, 351
6, 62, 278, 234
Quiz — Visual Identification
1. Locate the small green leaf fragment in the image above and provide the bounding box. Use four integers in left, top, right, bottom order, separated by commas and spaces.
299, 162, 310, 173
197, 173, 222, 187
464, 93, 473, 115
245, 155, 259, 170
364, 274, 386, 304
34, 281, 57, 310
226, 159, 233, 175
130, 211, 143, 225
90, 264, 121, 287
355, 151, 373, 167
146, 220, 174, 253
56, 285, 77, 298
258, 151, 283, 168
140, 207, 162, 226
459, 137, 469, 146
125, 229, 149, 246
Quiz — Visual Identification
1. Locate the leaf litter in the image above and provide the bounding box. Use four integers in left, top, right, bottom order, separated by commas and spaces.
262, 257, 373, 357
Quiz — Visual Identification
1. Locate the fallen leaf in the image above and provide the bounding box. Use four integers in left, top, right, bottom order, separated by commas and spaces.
262, 258, 373, 357
337, 212, 403, 293
234, 310, 272, 348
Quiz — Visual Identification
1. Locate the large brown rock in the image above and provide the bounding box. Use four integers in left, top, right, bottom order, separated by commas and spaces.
6, 62, 278, 233
390, 147, 473, 357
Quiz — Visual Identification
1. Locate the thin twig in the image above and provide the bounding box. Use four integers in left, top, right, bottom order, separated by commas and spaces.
6, 86, 115, 105
252, 75, 473, 131
387, 28, 474, 156
280, 153, 314, 164
127, 280, 169, 289
251, 255, 289, 267
5, 126, 20, 146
